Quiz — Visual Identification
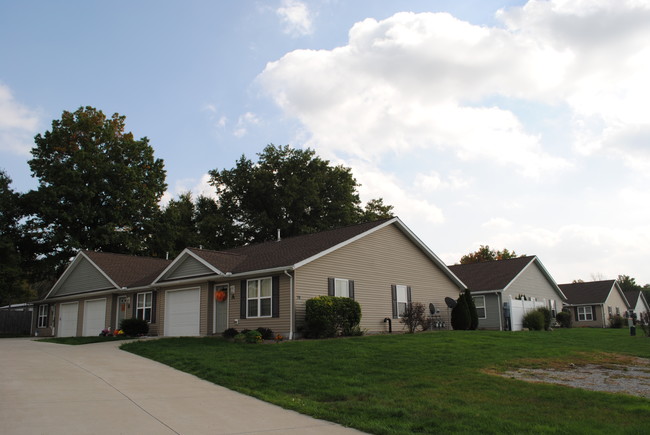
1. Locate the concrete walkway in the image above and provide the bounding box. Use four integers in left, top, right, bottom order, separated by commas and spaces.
0, 338, 366, 435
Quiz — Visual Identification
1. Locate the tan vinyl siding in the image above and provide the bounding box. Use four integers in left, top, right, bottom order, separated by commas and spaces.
162, 256, 213, 281
53, 258, 114, 297
603, 288, 629, 327
504, 262, 563, 315
227, 275, 292, 336
295, 224, 460, 333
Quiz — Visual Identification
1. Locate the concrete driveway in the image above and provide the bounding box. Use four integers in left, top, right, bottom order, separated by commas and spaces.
0, 338, 365, 435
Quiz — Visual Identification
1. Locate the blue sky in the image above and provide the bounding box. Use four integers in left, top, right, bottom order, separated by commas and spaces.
2, 0, 650, 285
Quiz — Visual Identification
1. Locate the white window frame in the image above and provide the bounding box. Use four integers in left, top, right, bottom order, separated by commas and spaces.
396, 285, 408, 317
334, 278, 350, 298
136, 292, 152, 322
578, 306, 593, 321
247, 277, 272, 318
38, 304, 48, 328
473, 296, 486, 319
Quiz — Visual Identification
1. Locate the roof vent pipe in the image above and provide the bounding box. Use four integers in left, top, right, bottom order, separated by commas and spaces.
277, 229, 281, 242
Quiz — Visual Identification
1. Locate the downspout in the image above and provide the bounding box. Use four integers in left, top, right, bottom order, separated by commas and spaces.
497, 292, 503, 331
283, 270, 294, 340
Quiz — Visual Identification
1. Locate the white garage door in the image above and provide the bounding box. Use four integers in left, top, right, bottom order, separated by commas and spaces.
58, 302, 79, 337
83, 299, 106, 336
165, 288, 200, 336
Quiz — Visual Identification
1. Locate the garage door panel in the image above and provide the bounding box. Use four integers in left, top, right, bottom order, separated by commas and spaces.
83, 299, 106, 336
165, 289, 200, 336
58, 302, 79, 337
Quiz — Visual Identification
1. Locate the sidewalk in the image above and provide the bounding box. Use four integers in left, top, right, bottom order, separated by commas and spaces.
0, 338, 366, 435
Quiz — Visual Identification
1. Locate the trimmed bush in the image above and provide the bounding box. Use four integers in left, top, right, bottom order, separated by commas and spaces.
451, 292, 471, 330
256, 327, 274, 340
522, 310, 545, 331
245, 330, 263, 343
466, 289, 479, 330
556, 311, 571, 328
609, 315, 625, 329
536, 307, 552, 331
305, 296, 362, 338
222, 328, 238, 339
119, 318, 149, 336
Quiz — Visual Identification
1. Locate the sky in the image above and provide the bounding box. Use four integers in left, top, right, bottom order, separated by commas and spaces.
2, 0, 650, 285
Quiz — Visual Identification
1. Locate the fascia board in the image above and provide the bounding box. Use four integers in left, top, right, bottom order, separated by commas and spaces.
44, 251, 120, 299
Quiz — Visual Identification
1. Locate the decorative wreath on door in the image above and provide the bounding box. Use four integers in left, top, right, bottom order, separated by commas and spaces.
215, 290, 228, 302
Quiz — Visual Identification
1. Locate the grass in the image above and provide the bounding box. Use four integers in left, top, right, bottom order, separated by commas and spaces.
38, 336, 134, 345
121, 329, 650, 434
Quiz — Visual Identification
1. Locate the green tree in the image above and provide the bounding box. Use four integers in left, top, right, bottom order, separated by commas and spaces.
24, 107, 166, 271
362, 198, 394, 222
617, 275, 641, 292
209, 144, 391, 245
460, 245, 520, 264
149, 193, 199, 259
0, 170, 33, 305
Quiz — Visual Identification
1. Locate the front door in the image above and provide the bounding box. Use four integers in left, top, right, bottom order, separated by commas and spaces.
116, 296, 128, 329
214, 285, 229, 334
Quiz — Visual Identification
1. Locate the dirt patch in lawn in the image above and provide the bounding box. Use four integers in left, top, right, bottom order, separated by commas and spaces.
493, 353, 650, 399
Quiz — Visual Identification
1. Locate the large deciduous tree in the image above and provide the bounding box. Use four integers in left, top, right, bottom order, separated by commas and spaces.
459, 245, 519, 264
209, 144, 393, 246
25, 107, 166, 271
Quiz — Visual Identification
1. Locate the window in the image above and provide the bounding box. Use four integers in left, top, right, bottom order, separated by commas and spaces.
549, 299, 556, 318
578, 306, 593, 321
136, 292, 152, 322
396, 285, 408, 317
608, 306, 612, 315
615, 307, 620, 315
335, 278, 350, 297
473, 296, 486, 319
247, 277, 272, 318
37, 305, 48, 328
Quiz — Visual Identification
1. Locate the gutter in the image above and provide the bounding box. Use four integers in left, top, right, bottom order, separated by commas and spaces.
284, 270, 295, 340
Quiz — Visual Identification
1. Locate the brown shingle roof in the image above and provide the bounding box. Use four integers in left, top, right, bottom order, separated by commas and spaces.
558, 280, 617, 305
188, 218, 393, 274
83, 250, 171, 288
447, 256, 537, 291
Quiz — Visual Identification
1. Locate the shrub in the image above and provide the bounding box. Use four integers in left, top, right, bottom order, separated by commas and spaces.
451, 292, 471, 330
400, 302, 427, 333
556, 311, 571, 328
466, 290, 479, 330
536, 307, 552, 331
222, 328, 238, 339
119, 318, 149, 336
522, 310, 545, 331
256, 327, 274, 340
304, 296, 362, 338
233, 333, 246, 343
609, 315, 625, 329
245, 329, 262, 344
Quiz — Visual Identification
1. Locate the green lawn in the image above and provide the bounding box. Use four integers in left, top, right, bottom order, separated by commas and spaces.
121, 329, 650, 434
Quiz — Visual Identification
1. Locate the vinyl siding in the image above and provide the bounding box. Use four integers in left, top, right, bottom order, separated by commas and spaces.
52, 258, 115, 297
504, 262, 563, 315
161, 256, 214, 281
603, 288, 629, 327
295, 224, 460, 333
477, 293, 501, 330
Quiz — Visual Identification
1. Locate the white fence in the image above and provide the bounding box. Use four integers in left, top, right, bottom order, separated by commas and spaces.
505, 296, 546, 331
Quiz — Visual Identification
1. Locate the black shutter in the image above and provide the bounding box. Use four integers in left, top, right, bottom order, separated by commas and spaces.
240, 280, 247, 319
349, 280, 355, 300
391, 285, 397, 319
574, 307, 579, 321
150, 291, 157, 323
272, 276, 280, 318
592, 306, 597, 321
407, 286, 412, 303
132, 293, 138, 319
328, 277, 335, 296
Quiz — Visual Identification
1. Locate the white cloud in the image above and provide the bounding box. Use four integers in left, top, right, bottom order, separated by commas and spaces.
0, 83, 40, 155
414, 171, 470, 192
233, 112, 260, 138
160, 173, 217, 207
481, 218, 513, 230
276, 0, 313, 37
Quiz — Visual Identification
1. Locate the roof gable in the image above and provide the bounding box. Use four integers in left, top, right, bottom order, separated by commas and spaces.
157, 250, 223, 282
448, 256, 536, 291
558, 280, 625, 306
46, 251, 171, 299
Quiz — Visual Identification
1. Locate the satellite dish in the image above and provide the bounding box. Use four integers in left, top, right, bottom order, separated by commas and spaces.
445, 297, 457, 308
429, 303, 436, 315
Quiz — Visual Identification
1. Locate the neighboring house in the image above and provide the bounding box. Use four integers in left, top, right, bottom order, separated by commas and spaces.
33, 218, 466, 338
447, 256, 566, 331
558, 280, 630, 328
33, 251, 171, 337
624, 290, 650, 322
